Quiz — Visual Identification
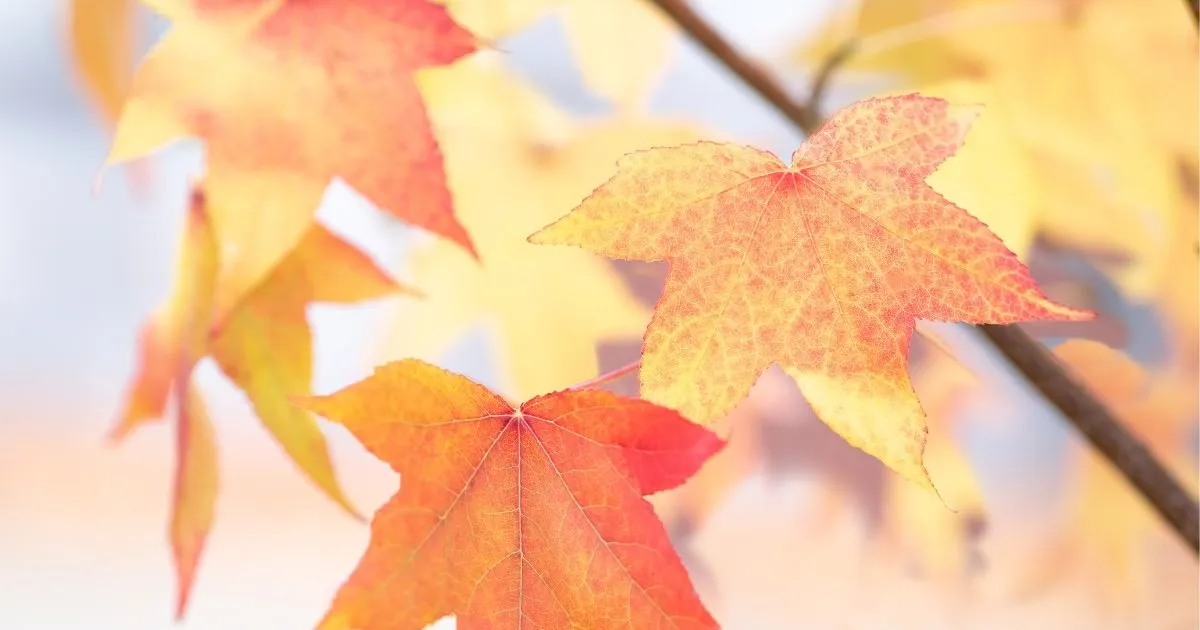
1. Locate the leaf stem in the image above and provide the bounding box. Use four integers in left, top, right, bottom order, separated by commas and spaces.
648, 0, 1199, 554
570, 360, 642, 391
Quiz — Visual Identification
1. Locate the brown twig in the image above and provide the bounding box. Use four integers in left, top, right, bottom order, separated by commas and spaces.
650, 0, 820, 132
806, 40, 858, 124
1187, 0, 1199, 25
648, 0, 1200, 553
980, 325, 1199, 550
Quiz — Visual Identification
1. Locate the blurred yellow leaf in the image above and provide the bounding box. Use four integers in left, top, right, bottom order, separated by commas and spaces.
68, 0, 137, 123
913, 79, 1039, 260
113, 185, 404, 615
885, 428, 985, 580
790, 0, 1059, 85
1055, 340, 1199, 611
1066, 0, 1199, 163
799, 0, 1190, 300
380, 55, 699, 399
882, 342, 984, 581
1159, 166, 1199, 371
948, 1, 1185, 298
67, 0, 155, 191
440, 0, 674, 112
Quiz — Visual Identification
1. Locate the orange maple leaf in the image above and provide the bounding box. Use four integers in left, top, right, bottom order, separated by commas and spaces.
112, 183, 404, 617
296, 359, 722, 630
531, 94, 1091, 489
109, 0, 477, 318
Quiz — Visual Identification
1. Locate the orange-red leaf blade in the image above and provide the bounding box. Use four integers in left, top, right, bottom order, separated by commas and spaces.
297, 360, 722, 630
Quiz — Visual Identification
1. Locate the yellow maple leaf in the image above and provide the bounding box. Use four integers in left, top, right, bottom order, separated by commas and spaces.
790, 0, 1060, 85
439, 0, 674, 112
379, 55, 698, 399
882, 347, 984, 580
796, 0, 1191, 300
910, 79, 1039, 261
67, 0, 137, 123
113, 184, 404, 615
947, 2, 1185, 298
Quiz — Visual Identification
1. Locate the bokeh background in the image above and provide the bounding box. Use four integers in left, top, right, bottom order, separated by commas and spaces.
1, 1, 1196, 628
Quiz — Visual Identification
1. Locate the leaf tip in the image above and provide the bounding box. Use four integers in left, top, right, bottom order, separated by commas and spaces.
526, 219, 573, 248
526, 225, 551, 246
171, 534, 207, 621
104, 424, 130, 446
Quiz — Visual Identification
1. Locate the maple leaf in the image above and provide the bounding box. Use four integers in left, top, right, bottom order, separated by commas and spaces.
380, 56, 696, 399
108, 0, 477, 320
882, 347, 983, 580
112, 183, 404, 615
67, 0, 137, 123
1054, 340, 1199, 611
797, 0, 1195, 300
439, 0, 673, 112
66, 0, 155, 192
960, 1, 1185, 298
296, 359, 722, 630
910, 79, 1037, 261
531, 94, 1090, 489
170, 380, 218, 618
789, 0, 1017, 85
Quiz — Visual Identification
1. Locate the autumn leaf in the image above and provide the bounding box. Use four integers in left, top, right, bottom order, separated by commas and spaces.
296, 359, 722, 630
882, 347, 984, 581
439, 0, 673, 112
115, 187, 219, 438
108, 0, 477, 320
531, 94, 1090, 490
797, 0, 1194, 300
66, 0, 155, 192
67, 0, 137, 123
789, 0, 1016, 85
112, 183, 403, 615
962, 3, 1184, 298
912, 79, 1037, 261
1093, 0, 1198, 163
170, 381, 218, 618
1054, 340, 1199, 610
380, 56, 696, 399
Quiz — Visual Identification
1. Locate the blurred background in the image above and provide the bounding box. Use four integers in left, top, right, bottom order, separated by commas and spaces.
0, 0, 1196, 628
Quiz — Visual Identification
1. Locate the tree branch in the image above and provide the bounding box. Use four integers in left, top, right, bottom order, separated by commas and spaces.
648, 0, 1199, 554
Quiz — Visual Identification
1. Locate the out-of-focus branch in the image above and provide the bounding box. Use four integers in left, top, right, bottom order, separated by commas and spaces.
647, 0, 1200, 554
649, 0, 821, 133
